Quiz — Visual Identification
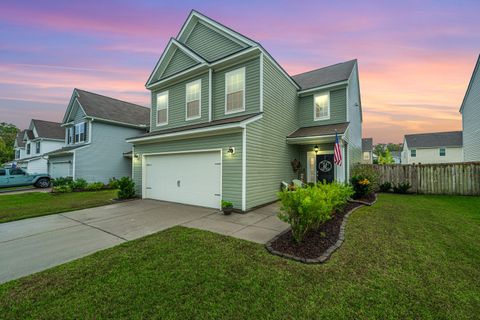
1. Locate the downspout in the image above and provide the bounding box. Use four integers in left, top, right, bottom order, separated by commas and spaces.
208, 68, 213, 122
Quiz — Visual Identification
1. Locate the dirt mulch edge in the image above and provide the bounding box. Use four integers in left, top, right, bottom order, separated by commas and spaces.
265, 193, 377, 264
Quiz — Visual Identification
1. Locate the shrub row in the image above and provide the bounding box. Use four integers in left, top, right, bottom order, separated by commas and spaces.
51, 176, 136, 199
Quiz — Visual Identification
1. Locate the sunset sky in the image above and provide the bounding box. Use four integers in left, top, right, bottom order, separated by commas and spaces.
1, 0, 479, 143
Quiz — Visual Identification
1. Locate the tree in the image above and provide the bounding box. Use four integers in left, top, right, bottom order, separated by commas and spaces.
378, 148, 394, 164
0, 122, 19, 164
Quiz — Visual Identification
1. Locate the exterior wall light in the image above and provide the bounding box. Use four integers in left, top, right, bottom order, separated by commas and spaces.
313, 145, 319, 154
227, 147, 236, 155
134, 153, 139, 159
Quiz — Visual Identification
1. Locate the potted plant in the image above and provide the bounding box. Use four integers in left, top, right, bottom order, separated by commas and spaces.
221, 200, 234, 215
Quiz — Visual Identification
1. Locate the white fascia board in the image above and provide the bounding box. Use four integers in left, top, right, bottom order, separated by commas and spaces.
286, 133, 345, 144
62, 89, 80, 123
297, 81, 349, 95
460, 54, 480, 113
86, 116, 148, 129
127, 114, 263, 144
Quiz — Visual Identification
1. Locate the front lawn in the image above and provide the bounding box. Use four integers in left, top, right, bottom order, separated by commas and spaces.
1, 194, 479, 319
0, 190, 117, 223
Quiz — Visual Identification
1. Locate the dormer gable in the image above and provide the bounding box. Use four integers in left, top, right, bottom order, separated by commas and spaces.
146, 39, 206, 87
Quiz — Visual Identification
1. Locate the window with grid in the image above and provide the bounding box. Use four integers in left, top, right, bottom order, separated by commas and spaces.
314, 92, 330, 120
156, 91, 168, 125
225, 68, 245, 113
186, 80, 201, 120
439, 148, 446, 156
26, 143, 30, 155
36, 141, 40, 153
75, 122, 85, 143
411, 149, 416, 157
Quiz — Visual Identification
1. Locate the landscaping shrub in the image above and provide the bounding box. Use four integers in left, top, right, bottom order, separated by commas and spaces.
71, 178, 88, 190
379, 182, 392, 193
350, 175, 372, 199
116, 177, 136, 199
108, 177, 119, 189
350, 165, 380, 192
393, 182, 412, 194
52, 184, 73, 193
51, 177, 73, 187
278, 182, 353, 243
85, 182, 105, 191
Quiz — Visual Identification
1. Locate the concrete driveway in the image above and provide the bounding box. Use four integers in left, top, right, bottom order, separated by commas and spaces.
0, 200, 287, 284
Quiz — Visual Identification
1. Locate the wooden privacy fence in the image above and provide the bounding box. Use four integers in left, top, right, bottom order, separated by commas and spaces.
358, 163, 480, 196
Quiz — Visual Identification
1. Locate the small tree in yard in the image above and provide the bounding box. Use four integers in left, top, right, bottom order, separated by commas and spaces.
378, 148, 394, 164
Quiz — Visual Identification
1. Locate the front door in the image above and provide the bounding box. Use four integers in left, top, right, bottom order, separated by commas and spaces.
316, 154, 334, 183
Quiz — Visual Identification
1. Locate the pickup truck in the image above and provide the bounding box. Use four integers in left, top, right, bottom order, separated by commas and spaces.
0, 167, 51, 188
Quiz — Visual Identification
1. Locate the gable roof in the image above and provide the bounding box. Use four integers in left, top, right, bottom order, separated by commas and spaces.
292, 60, 357, 91
24, 130, 34, 140
15, 130, 26, 147
404, 131, 463, 148
73, 89, 150, 127
362, 138, 373, 152
460, 54, 480, 112
31, 119, 64, 140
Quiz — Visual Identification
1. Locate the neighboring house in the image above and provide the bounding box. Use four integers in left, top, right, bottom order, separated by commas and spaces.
15, 120, 64, 173
361, 138, 373, 164
460, 54, 480, 161
401, 131, 463, 164
127, 10, 363, 211
46, 89, 149, 183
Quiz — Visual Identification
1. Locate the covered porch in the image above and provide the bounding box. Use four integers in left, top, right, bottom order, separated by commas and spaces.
287, 123, 349, 184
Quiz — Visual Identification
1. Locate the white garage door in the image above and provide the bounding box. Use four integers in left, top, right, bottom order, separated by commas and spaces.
144, 151, 222, 209
50, 162, 71, 179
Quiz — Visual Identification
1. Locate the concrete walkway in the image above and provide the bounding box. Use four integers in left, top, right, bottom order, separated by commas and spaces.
0, 200, 287, 284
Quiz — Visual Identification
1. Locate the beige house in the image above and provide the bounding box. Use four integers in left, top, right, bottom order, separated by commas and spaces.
401, 131, 463, 164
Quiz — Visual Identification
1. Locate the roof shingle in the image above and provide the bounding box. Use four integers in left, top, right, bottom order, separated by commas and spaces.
287, 122, 350, 138
362, 138, 373, 151
32, 119, 64, 140
75, 89, 150, 127
292, 60, 356, 91
404, 131, 463, 148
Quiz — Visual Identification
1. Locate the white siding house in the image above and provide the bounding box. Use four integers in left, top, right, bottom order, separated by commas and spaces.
401, 131, 463, 164
460, 54, 480, 161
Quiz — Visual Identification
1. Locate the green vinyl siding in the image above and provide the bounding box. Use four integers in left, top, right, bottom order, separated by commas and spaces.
213, 57, 260, 120
298, 87, 347, 127
132, 133, 243, 209
184, 22, 245, 62
151, 72, 209, 131
161, 48, 198, 79
246, 57, 299, 209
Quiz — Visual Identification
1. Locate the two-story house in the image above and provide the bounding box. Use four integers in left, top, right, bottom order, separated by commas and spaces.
401, 131, 463, 164
46, 89, 150, 182
14, 119, 64, 173
460, 54, 480, 161
127, 10, 362, 211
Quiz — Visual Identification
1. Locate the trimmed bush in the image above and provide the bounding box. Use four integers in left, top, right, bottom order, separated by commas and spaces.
71, 178, 88, 190
350, 175, 372, 199
116, 177, 136, 199
51, 177, 73, 187
393, 182, 411, 194
350, 165, 380, 192
379, 182, 392, 193
278, 182, 353, 243
52, 184, 73, 193
85, 182, 105, 191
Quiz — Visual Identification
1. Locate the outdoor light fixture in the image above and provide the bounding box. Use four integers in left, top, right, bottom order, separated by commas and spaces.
313, 145, 319, 154
134, 153, 139, 159
227, 146, 236, 155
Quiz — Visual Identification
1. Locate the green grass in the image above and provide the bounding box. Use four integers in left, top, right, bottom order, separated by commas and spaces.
1, 194, 479, 319
0, 190, 117, 223
0, 185, 34, 192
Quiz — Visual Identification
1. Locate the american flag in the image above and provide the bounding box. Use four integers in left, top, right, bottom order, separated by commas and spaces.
334, 132, 342, 166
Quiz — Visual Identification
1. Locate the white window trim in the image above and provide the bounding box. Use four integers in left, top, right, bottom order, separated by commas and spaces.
439, 147, 446, 157
156, 91, 169, 126
185, 79, 202, 121
313, 91, 331, 121
225, 67, 246, 115
75, 122, 86, 143
411, 149, 416, 157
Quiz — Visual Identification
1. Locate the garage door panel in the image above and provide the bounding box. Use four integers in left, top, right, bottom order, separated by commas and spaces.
50, 162, 71, 179
144, 151, 221, 209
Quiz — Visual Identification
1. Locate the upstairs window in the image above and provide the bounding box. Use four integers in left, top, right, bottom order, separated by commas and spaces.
411, 149, 416, 157
26, 143, 30, 155
439, 148, 446, 157
186, 80, 201, 120
156, 91, 168, 126
36, 141, 41, 154
67, 127, 74, 144
225, 68, 245, 114
15, 150, 20, 159
314, 92, 330, 120
75, 122, 86, 143
363, 152, 370, 161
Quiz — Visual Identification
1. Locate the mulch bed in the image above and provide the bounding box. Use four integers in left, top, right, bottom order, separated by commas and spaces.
266, 194, 377, 263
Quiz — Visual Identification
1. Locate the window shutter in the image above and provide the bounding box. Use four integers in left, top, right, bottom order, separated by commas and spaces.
84, 122, 88, 141
73, 126, 76, 143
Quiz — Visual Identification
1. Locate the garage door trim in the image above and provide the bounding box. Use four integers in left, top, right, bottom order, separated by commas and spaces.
141, 148, 223, 205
